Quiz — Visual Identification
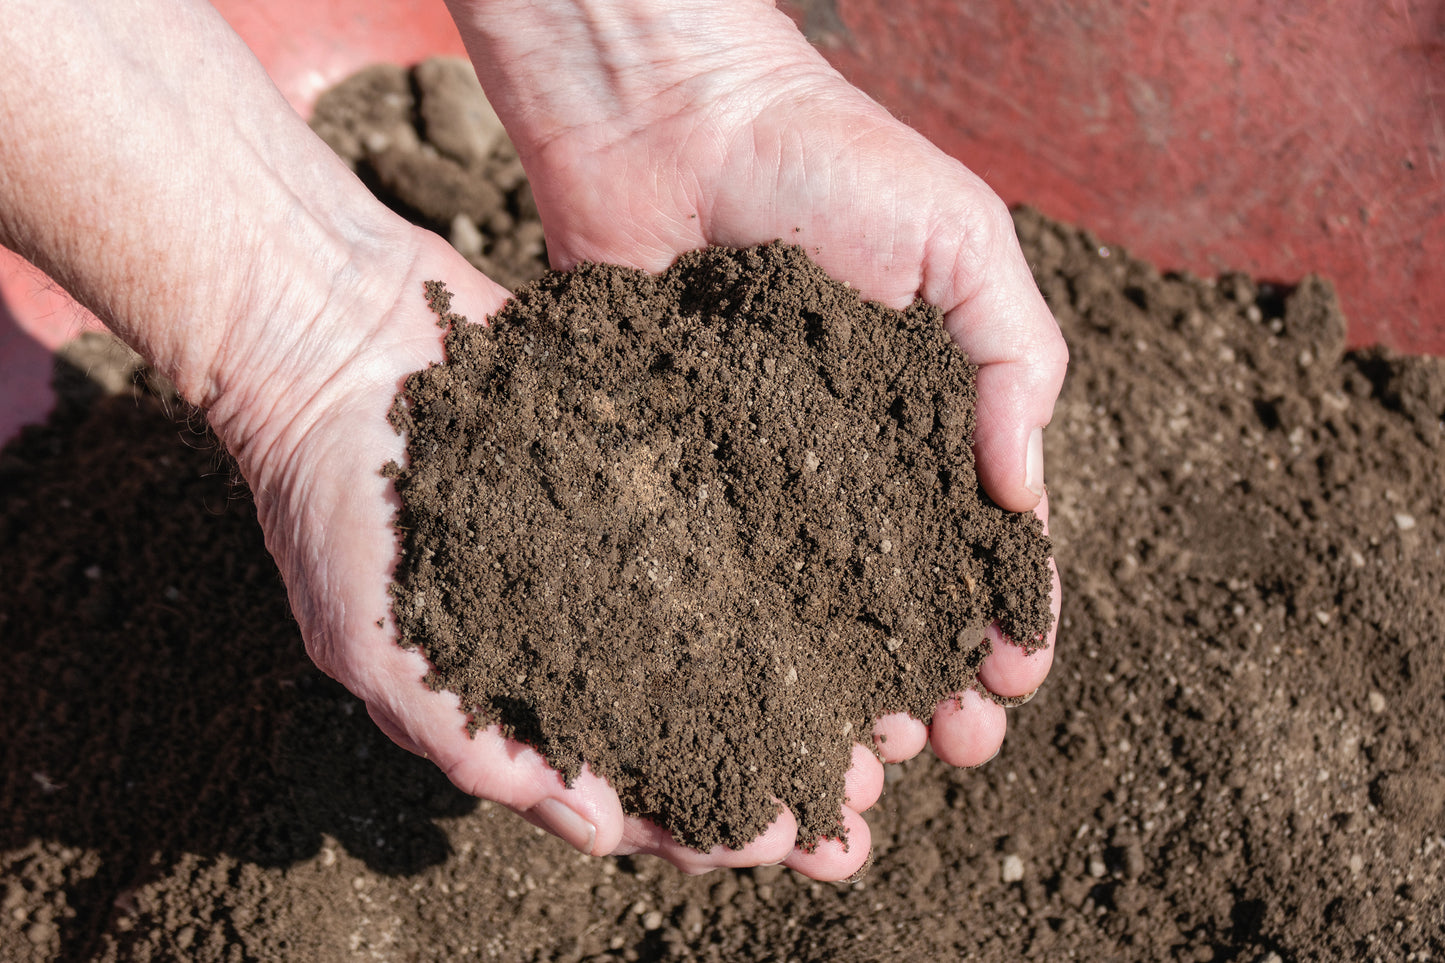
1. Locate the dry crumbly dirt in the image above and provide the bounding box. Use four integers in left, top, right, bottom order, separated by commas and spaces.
2, 58, 1444, 963
386, 246, 1051, 852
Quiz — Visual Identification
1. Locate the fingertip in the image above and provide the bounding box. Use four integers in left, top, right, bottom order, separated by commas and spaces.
783, 808, 872, 881
365, 702, 427, 757
871, 711, 929, 763
968, 336, 1066, 514
844, 743, 885, 812
972, 405, 1047, 513
523, 797, 599, 855
929, 689, 1007, 769
977, 623, 1055, 696
565, 764, 627, 856
746, 807, 802, 868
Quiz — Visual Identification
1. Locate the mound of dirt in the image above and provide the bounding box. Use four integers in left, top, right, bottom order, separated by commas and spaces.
386, 245, 1051, 850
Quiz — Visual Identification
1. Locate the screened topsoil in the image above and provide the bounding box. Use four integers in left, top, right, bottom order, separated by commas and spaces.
386, 244, 1051, 851
2, 57, 1443, 963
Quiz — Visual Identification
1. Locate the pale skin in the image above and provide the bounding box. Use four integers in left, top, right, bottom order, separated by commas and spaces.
0, 0, 1065, 879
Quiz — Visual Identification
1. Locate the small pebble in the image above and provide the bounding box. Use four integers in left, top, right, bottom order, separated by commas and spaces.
642, 910, 664, 931
1000, 854, 1025, 883
1394, 513, 1417, 531
1368, 691, 1387, 714
449, 213, 484, 259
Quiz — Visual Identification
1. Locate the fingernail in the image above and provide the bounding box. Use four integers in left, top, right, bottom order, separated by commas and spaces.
1024, 426, 1045, 498
528, 798, 597, 855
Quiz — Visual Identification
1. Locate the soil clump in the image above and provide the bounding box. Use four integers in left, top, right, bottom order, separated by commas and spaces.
310, 58, 544, 293
386, 245, 1051, 850
1, 57, 1442, 962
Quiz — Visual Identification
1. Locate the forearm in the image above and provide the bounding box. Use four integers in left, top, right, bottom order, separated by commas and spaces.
0, 0, 395, 423
442, 0, 821, 152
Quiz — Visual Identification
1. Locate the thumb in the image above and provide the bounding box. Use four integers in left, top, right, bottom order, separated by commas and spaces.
929, 197, 1067, 512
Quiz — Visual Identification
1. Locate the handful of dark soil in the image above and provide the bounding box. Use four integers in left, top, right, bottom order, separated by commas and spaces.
386, 243, 1053, 850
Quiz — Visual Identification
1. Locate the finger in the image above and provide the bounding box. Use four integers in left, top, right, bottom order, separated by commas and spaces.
977, 491, 1060, 696
976, 622, 1054, 698
366, 702, 428, 757
361, 659, 623, 857
844, 742, 885, 812
612, 806, 798, 874
929, 195, 1068, 514
518, 795, 605, 856
871, 711, 929, 763
928, 689, 1007, 769
782, 806, 872, 881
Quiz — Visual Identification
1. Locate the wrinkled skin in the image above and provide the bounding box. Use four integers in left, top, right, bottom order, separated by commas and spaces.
0, 0, 1063, 880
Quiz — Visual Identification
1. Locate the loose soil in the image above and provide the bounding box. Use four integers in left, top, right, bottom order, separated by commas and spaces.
2, 58, 1443, 962
387, 245, 1052, 851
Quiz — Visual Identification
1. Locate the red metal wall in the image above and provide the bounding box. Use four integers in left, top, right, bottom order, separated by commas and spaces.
787, 0, 1445, 354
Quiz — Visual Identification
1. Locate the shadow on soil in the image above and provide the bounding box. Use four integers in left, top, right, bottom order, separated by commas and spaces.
0, 365, 477, 958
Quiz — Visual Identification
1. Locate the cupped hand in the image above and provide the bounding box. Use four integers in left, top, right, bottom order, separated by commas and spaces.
0, 0, 874, 884
228, 224, 855, 876
450, 0, 1067, 876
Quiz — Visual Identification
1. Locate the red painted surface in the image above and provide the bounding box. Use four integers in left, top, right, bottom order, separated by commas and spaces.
214, 0, 465, 114
793, 0, 1445, 354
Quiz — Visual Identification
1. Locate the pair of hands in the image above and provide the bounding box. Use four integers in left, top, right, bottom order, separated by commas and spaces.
0, 0, 1064, 880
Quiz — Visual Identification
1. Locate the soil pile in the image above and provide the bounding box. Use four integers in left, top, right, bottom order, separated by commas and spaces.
2, 58, 1442, 963
387, 247, 1051, 850
310, 58, 544, 292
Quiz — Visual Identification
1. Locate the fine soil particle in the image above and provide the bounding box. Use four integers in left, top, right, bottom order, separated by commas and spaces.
3, 58, 1444, 963
385, 246, 1052, 851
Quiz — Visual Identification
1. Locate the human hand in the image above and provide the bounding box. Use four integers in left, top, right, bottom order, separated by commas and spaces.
0, 0, 819, 882
447, 0, 1067, 876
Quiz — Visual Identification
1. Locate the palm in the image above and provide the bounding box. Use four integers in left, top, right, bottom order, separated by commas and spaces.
516, 57, 1064, 773
245, 227, 858, 875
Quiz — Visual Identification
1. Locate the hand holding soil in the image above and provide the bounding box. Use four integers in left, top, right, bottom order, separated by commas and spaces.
0, 1, 1063, 882
386, 244, 1055, 865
